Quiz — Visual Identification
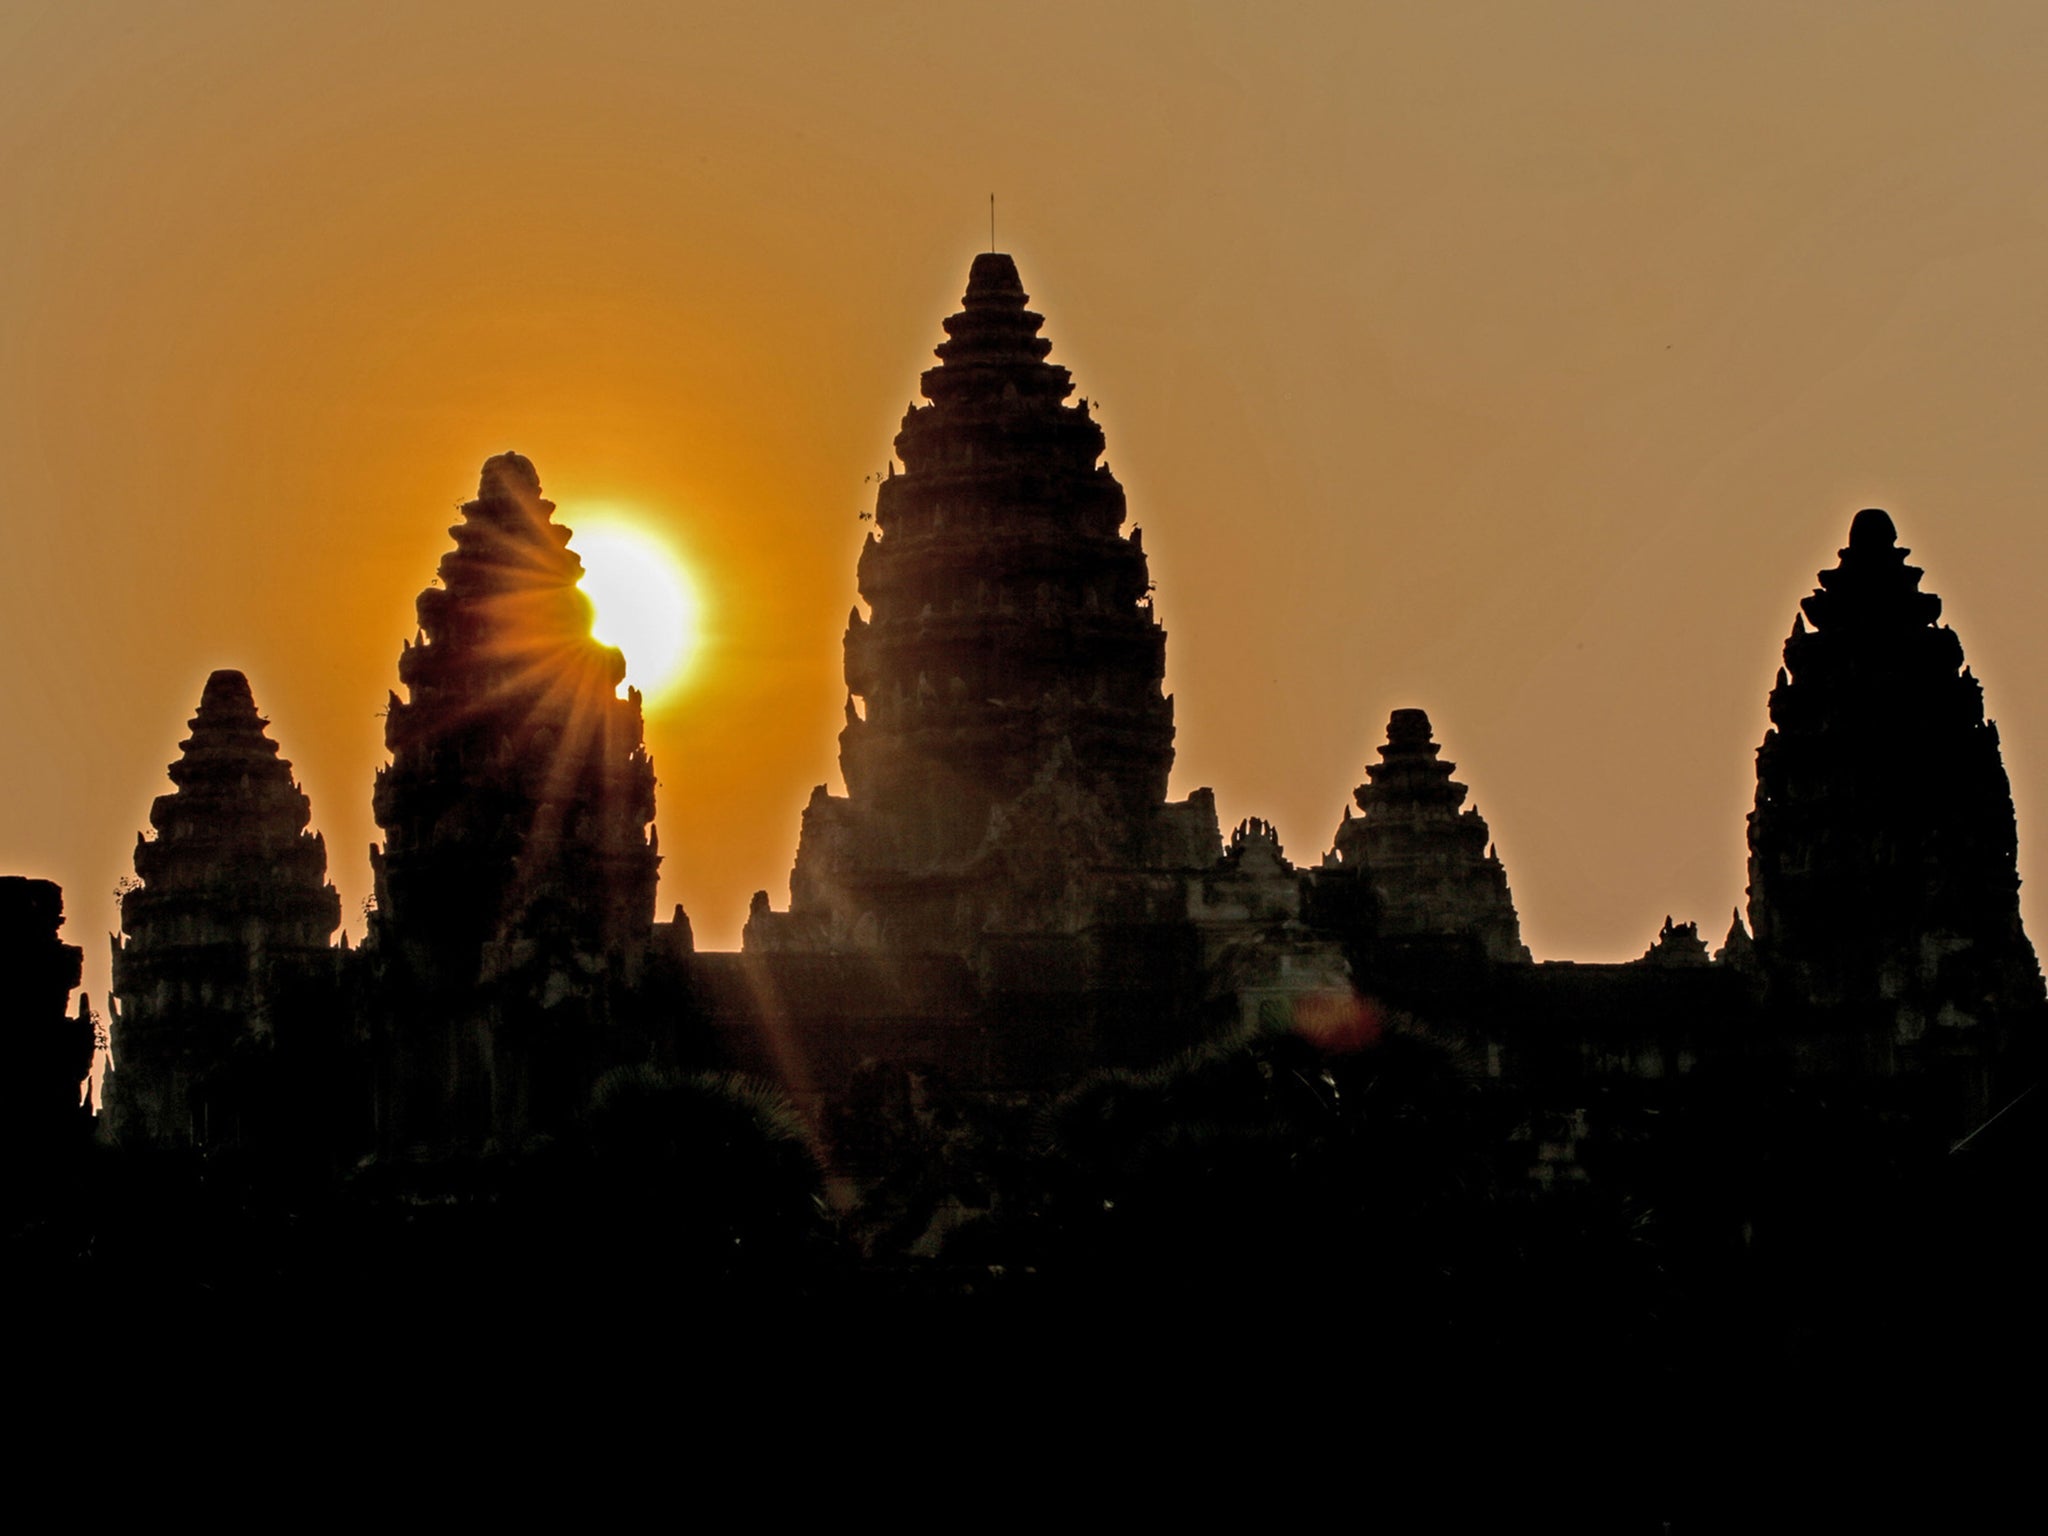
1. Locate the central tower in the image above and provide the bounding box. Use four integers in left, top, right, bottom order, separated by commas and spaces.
752, 253, 1216, 954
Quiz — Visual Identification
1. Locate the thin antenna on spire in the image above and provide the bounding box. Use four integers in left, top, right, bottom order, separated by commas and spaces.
990, 194, 996, 253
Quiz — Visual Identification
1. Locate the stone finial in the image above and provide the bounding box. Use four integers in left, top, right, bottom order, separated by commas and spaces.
1848, 506, 1897, 551
963, 251, 1027, 309
1386, 707, 1435, 750
198, 669, 258, 717
478, 451, 543, 502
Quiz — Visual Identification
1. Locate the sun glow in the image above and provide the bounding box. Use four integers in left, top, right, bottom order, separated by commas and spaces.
571, 518, 701, 703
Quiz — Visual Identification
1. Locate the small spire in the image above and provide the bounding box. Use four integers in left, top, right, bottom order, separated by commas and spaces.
478, 451, 542, 501
1849, 507, 1898, 551
963, 251, 1027, 309
199, 670, 258, 717
1386, 708, 1436, 749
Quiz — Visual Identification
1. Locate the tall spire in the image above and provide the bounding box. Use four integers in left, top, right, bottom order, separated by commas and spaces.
1748, 510, 2041, 1051
753, 255, 1210, 955
109, 670, 341, 1144
371, 454, 657, 989
120, 670, 340, 954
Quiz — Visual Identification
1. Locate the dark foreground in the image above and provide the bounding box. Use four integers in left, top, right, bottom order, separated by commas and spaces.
9, 1031, 2041, 1522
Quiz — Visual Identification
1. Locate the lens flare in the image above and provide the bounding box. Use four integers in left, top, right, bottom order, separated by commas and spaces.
570, 518, 701, 703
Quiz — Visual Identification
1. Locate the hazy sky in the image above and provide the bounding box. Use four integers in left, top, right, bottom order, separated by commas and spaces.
9, 1, 2048, 994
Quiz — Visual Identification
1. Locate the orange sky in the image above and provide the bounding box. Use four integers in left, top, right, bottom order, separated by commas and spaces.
9, 2, 2048, 997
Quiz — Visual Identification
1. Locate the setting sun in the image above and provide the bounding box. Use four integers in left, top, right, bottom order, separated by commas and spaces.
572, 518, 701, 703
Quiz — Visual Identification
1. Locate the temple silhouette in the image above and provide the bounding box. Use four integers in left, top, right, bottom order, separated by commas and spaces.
367, 450, 659, 1145
9, 254, 2044, 1356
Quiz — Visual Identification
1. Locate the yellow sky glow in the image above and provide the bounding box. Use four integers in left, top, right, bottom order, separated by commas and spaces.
572, 518, 701, 705
8, 1, 2048, 992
